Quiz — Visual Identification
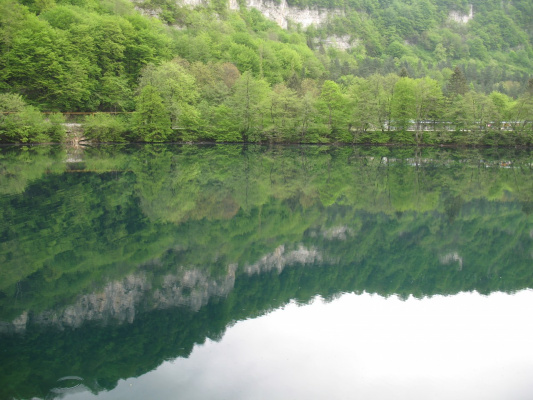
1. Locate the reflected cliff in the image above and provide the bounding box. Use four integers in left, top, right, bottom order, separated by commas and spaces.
0, 144, 532, 399
7, 264, 237, 332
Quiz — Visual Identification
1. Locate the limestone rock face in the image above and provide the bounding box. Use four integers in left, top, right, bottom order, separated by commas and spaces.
448, 4, 473, 24
136, 0, 342, 29
237, 0, 341, 29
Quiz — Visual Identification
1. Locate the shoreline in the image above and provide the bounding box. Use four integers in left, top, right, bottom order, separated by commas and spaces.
2, 140, 533, 149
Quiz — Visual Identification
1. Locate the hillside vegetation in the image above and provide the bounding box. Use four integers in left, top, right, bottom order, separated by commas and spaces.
0, 0, 532, 143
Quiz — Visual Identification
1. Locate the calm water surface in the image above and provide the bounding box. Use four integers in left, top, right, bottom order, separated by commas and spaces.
0, 144, 532, 400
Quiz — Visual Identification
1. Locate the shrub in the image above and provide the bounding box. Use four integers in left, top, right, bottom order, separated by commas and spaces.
83, 113, 128, 142
0, 94, 65, 143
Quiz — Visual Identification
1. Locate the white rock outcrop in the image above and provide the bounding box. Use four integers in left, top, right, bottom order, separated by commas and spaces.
449, 4, 473, 24
242, 0, 341, 29
244, 244, 322, 275
143, 0, 342, 29
4, 264, 237, 332
439, 251, 463, 270
321, 225, 353, 240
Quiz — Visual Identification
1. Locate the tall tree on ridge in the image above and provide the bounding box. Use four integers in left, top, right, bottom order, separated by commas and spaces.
447, 66, 468, 97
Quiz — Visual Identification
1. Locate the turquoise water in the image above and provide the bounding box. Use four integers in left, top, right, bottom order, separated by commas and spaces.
1, 144, 532, 399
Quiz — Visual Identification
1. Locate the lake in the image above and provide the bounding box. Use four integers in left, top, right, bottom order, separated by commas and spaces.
1, 144, 532, 400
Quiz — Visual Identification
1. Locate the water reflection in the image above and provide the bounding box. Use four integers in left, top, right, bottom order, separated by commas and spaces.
0, 144, 532, 399
62, 291, 533, 400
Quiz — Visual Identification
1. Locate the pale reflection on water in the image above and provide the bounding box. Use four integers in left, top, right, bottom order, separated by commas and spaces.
65, 290, 533, 400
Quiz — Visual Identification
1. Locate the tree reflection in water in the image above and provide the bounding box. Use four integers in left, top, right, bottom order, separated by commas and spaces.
0, 144, 532, 399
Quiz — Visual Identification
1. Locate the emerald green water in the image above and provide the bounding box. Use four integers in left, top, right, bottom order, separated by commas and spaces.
1, 144, 532, 400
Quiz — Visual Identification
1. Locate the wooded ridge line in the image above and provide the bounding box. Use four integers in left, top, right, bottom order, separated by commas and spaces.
0, 0, 531, 144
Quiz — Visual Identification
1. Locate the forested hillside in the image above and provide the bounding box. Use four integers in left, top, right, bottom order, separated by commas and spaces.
0, 0, 532, 143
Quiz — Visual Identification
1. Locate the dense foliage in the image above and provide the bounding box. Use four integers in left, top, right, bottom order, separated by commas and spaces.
0, 93, 65, 142
0, 0, 531, 143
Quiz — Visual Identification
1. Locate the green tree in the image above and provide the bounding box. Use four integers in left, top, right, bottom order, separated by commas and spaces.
373, 74, 399, 133
510, 79, 533, 135
433, 43, 447, 63
316, 80, 349, 141
132, 85, 172, 142
97, 72, 134, 111
268, 83, 302, 141
488, 92, 512, 128
226, 71, 270, 142
297, 78, 320, 143
83, 113, 128, 142
1, 11, 92, 110
391, 77, 416, 133
413, 77, 443, 142
228, 43, 261, 75
467, 37, 488, 61
464, 91, 491, 133
138, 60, 201, 139
447, 66, 468, 97
348, 77, 380, 140
444, 94, 470, 135
0, 1, 28, 81
0, 93, 65, 143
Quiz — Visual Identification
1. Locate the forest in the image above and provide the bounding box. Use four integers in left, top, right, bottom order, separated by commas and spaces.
0, 0, 532, 144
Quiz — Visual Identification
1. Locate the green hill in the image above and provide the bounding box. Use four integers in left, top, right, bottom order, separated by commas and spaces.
0, 0, 532, 143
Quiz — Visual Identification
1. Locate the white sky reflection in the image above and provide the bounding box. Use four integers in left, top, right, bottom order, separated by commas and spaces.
67, 290, 533, 400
